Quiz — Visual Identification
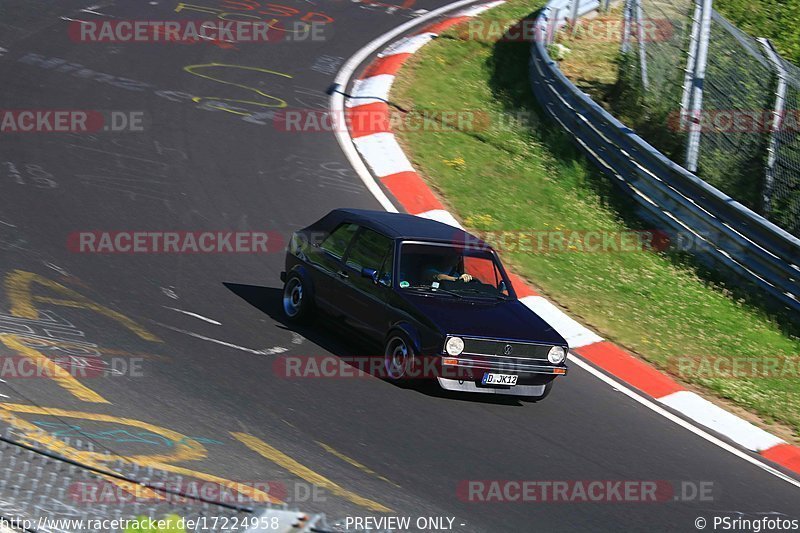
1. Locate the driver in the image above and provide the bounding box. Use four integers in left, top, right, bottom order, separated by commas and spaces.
424, 254, 473, 283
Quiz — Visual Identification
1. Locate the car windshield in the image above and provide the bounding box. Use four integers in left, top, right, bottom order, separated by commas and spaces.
398, 242, 511, 299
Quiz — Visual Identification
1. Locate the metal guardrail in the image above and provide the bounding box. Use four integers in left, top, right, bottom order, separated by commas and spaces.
528, 1, 800, 313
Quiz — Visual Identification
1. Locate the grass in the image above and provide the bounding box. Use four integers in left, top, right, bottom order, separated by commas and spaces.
389, 0, 800, 439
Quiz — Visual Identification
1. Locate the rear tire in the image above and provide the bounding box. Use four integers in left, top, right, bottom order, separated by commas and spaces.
282, 273, 313, 323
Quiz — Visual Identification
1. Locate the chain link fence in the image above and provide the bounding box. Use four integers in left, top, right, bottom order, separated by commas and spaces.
537, 0, 800, 311
772, 57, 800, 235
621, 0, 800, 236
0, 424, 331, 533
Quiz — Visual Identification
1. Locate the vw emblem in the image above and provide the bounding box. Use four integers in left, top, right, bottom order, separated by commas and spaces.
503, 344, 513, 356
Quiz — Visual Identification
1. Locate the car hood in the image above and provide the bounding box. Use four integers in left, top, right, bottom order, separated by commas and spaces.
399, 292, 567, 346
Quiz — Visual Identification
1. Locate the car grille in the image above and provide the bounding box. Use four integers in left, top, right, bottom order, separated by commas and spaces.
461, 337, 552, 361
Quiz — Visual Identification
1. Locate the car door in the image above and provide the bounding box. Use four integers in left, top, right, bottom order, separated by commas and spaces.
339, 228, 394, 339
308, 222, 359, 316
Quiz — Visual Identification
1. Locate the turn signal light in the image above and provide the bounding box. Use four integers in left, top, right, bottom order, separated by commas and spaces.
553, 368, 567, 375
442, 357, 459, 366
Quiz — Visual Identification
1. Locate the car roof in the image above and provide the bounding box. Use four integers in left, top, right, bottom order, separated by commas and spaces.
324, 208, 490, 247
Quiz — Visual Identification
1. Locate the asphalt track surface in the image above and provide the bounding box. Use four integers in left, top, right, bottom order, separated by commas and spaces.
0, 1, 798, 531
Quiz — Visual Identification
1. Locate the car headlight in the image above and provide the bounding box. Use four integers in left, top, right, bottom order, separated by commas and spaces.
445, 336, 464, 356
548, 346, 567, 364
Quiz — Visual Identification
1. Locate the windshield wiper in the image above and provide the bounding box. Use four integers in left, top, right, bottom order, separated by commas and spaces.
450, 287, 509, 300
406, 285, 463, 298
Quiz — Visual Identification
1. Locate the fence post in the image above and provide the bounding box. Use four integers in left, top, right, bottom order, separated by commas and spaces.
548, 8, 561, 44
684, 0, 713, 172
679, 0, 702, 131
635, 0, 649, 90
621, 0, 632, 53
757, 38, 788, 216
570, 0, 580, 35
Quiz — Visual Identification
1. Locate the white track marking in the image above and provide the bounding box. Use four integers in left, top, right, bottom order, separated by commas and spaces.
347, 75, 395, 106
457, 0, 506, 16
415, 209, 463, 229
520, 296, 603, 348
569, 354, 800, 488
330, 0, 488, 213
152, 322, 287, 356
332, 0, 800, 488
352, 133, 415, 177
44, 262, 69, 277
379, 33, 435, 57
161, 287, 179, 299
660, 391, 785, 452
163, 306, 222, 325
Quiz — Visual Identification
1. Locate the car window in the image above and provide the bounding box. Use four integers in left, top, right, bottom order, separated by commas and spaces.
464, 256, 498, 286
320, 223, 358, 259
399, 242, 510, 297
345, 229, 392, 272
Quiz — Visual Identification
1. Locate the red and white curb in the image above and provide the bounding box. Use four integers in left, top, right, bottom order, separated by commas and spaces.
332, 0, 800, 479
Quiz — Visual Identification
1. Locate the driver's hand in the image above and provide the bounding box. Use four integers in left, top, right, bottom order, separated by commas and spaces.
459, 274, 473, 282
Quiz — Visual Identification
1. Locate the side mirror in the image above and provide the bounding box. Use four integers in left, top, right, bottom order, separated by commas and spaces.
361, 267, 379, 283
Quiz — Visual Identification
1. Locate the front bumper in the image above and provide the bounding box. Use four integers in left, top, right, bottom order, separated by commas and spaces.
436, 354, 565, 396
437, 378, 547, 397
444, 356, 567, 376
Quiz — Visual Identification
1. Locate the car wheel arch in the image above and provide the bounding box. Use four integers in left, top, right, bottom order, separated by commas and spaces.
287, 265, 315, 298
384, 322, 423, 355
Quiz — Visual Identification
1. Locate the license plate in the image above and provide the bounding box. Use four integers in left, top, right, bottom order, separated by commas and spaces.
482, 373, 518, 386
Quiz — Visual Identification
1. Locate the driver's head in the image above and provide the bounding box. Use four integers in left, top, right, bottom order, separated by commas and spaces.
434, 253, 461, 274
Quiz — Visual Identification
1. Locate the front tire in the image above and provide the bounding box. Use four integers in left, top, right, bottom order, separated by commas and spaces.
384, 334, 416, 381
282, 273, 313, 323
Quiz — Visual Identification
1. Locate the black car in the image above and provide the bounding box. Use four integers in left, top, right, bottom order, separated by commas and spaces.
280, 209, 568, 401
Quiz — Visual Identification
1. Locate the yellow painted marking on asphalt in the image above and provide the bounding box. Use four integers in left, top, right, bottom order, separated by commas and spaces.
232, 432, 392, 512
134, 462, 283, 504
316, 441, 401, 489
5, 270, 161, 342
0, 334, 109, 404
0, 407, 163, 500
183, 63, 291, 115
0, 404, 204, 464
0, 404, 281, 504
18, 337, 167, 360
